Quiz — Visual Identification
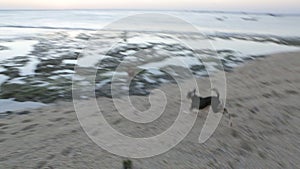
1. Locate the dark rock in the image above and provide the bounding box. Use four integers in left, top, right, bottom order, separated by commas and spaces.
99, 58, 120, 69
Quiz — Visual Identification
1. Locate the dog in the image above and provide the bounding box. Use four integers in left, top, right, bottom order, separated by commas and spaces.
187, 88, 231, 125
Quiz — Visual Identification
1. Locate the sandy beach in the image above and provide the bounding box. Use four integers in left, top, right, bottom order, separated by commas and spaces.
0, 51, 299, 168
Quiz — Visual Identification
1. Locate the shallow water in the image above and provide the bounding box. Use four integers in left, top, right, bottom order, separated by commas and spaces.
0, 10, 299, 37
0, 99, 46, 113
0, 40, 38, 61
0, 74, 9, 86
19, 56, 40, 76
211, 38, 300, 56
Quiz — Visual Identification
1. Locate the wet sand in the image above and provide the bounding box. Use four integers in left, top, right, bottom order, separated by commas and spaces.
0, 51, 299, 168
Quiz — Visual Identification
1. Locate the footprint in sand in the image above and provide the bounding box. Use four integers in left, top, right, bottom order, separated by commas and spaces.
49, 117, 65, 122
21, 124, 38, 131
47, 154, 55, 160
61, 147, 73, 156
21, 119, 32, 123
231, 129, 241, 138
63, 110, 74, 114
0, 138, 7, 143
0, 123, 8, 127
35, 161, 47, 169
285, 89, 298, 95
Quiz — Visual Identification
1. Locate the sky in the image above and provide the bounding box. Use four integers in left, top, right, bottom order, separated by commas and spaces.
0, 0, 299, 13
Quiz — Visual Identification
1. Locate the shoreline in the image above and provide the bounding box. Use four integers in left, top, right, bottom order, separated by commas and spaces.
0, 50, 298, 114
0, 29, 299, 106
0, 33, 298, 112
0, 51, 299, 168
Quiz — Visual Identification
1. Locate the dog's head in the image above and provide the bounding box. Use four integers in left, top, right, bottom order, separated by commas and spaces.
186, 89, 196, 99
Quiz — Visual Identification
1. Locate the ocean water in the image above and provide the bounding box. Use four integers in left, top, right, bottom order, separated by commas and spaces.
0, 10, 300, 37
0, 10, 300, 112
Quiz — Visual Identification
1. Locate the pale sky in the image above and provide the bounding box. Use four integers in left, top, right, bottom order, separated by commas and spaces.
0, 0, 299, 13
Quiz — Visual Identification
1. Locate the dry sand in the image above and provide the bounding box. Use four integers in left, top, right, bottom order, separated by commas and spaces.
0, 51, 300, 169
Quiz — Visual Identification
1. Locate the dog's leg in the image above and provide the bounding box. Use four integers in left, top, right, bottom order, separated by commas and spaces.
223, 108, 232, 127
223, 108, 228, 115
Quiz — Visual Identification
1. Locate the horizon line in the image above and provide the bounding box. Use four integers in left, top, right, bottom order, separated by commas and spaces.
0, 8, 299, 15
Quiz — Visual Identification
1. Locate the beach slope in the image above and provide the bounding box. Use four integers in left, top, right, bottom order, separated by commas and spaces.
0, 51, 299, 168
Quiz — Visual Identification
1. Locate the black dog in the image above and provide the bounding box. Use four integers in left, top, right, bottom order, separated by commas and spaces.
187, 88, 230, 120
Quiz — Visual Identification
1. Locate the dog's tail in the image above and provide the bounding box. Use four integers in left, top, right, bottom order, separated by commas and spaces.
211, 88, 220, 99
